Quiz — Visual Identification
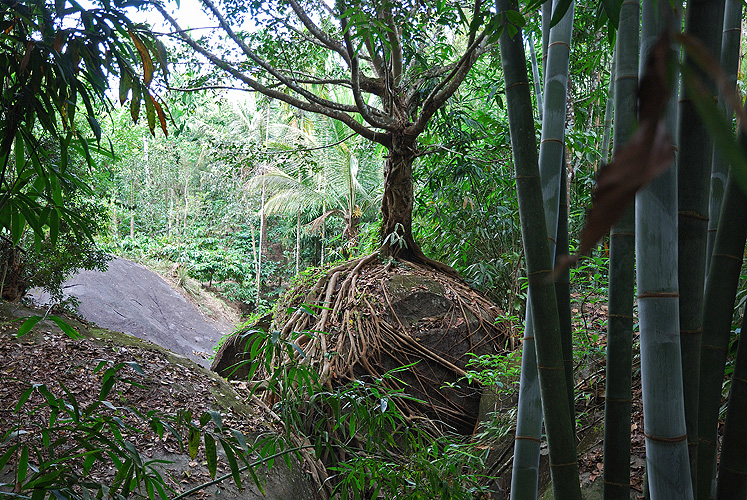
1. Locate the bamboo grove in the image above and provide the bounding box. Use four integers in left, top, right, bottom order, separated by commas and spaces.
499, 0, 747, 498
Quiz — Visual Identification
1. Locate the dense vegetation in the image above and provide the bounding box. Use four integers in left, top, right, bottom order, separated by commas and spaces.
2, 0, 747, 499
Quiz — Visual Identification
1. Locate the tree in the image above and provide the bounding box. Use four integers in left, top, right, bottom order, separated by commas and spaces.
249, 113, 383, 248
153, 0, 497, 269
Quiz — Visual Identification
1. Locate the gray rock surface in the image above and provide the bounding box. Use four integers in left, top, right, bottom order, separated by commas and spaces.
28, 256, 232, 367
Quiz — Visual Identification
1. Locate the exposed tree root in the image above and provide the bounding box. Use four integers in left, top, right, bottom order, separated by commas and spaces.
272, 251, 516, 433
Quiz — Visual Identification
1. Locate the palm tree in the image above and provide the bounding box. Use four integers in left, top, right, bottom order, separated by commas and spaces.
248, 113, 383, 263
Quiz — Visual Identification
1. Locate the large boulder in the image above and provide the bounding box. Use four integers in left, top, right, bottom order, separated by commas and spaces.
271, 255, 517, 435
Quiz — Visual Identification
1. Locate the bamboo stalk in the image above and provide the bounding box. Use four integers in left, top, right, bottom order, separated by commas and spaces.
706, 0, 742, 271
603, 2, 639, 498
636, 1, 693, 498
697, 163, 747, 500
498, 2, 581, 498
677, 0, 727, 489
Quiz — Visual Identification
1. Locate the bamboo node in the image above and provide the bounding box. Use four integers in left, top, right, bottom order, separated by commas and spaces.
677, 210, 708, 221
515, 435, 542, 443
643, 432, 687, 443
637, 292, 679, 299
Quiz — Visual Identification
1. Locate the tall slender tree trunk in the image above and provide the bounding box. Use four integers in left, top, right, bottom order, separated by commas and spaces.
499, 1, 581, 499
603, 2, 639, 498
529, 32, 543, 119
706, 0, 742, 271
637, 2, 693, 498
600, 56, 615, 167
697, 127, 747, 500
509, 1, 575, 496
716, 313, 747, 499
677, 1, 726, 489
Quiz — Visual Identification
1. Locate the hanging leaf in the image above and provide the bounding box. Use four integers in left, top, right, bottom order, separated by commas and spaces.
549, 0, 574, 27
119, 70, 132, 105
204, 434, 217, 478
220, 439, 242, 490
600, 0, 622, 29
187, 428, 200, 459
152, 96, 168, 137
11, 210, 26, 245
128, 31, 153, 86
130, 82, 141, 123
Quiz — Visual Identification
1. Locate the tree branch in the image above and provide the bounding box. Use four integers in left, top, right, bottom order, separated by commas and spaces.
197, 0, 357, 114
410, 30, 488, 136
153, 4, 390, 146
339, 15, 397, 130
286, 0, 350, 65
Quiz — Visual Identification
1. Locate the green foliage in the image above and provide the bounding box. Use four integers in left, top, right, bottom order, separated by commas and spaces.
0, 195, 111, 303
0, 350, 292, 500
462, 350, 522, 396
235, 307, 512, 498
0, 0, 167, 249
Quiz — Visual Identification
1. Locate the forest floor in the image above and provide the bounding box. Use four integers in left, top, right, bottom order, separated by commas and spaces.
0, 301, 314, 499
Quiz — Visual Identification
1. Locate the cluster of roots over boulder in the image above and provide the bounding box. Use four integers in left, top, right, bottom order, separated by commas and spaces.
212, 251, 518, 495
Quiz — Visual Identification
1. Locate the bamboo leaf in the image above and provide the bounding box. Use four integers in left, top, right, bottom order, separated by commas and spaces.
128, 31, 153, 86
119, 70, 132, 105
220, 439, 241, 489
601, 0, 622, 28
188, 428, 200, 459
130, 83, 141, 123
204, 434, 217, 478
17, 315, 43, 337
48, 315, 82, 339
152, 97, 168, 137
145, 91, 156, 136
549, 0, 574, 27
17, 445, 28, 483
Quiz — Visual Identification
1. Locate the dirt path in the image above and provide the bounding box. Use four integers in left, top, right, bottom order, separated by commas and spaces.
28, 257, 235, 367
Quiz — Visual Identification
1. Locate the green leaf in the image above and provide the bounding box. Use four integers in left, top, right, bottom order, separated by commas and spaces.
600, 0, 621, 28
550, 0, 573, 27
0, 444, 19, 472
15, 385, 35, 412
207, 411, 223, 431
100, 369, 117, 400
11, 210, 25, 246
204, 434, 217, 478
48, 316, 81, 339
17, 316, 43, 337
17, 446, 28, 483
188, 428, 200, 459
131, 83, 141, 123
119, 71, 132, 104
220, 439, 241, 489
145, 91, 156, 135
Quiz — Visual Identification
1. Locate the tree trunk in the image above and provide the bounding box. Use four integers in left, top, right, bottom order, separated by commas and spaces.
697, 151, 747, 500
637, 2, 693, 498
715, 313, 747, 499
677, 1, 726, 489
706, 0, 742, 271
498, 1, 581, 498
379, 134, 448, 271
509, 0, 576, 496
603, 3, 639, 498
